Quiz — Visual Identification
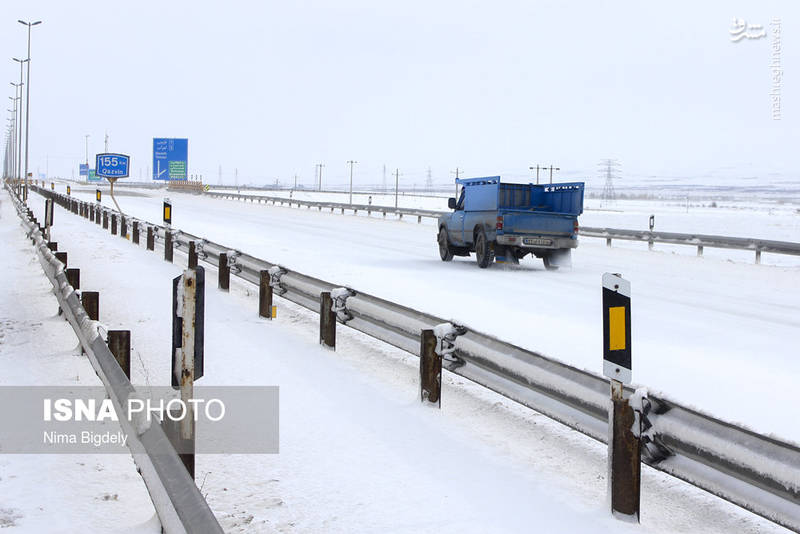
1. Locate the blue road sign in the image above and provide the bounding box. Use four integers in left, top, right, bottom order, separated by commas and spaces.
96, 153, 131, 179
79, 163, 89, 177
153, 138, 188, 181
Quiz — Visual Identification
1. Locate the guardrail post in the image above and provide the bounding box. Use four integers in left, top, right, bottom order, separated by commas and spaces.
259, 270, 272, 319
697, 245, 703, 257
609, 380, 641, 521
147, 226, 154, 250
606, 238, 612, 247
111, 214, 117, 235
319, 292, 336, 349
46, 242, 57, 251
755, 249, 761, 264
648, 236, 653, 251
90, 205, 95, 222
55, 251, 67, 267
96, 207, 101, 225
108, 330, 131, 379
188, 241, 197, 269
132, 221, 139, 244
419, 329, 441, 406
218, 253, 229, 290
103, 210, 109, 229
65, 268, 80, 290
81, 291, 99, 321
120, 216, 127, 238
164, 230, 173, 263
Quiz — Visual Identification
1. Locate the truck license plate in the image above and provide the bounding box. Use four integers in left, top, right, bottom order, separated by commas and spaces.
523, 237, 552, 246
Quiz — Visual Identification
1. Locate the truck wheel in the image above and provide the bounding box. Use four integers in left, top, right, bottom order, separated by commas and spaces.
542, 254, 559, 271
438, 228, 454, 261
475, 228, 495, 268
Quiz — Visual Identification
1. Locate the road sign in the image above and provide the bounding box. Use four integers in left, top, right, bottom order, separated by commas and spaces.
153, 138, 188, 181
602, 273, 631, 384
95, 153, 131, 179
79, 163, 89, 177
88, 169, 101, 182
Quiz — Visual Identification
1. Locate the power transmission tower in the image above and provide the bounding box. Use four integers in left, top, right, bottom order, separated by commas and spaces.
425, 166, 433, 191
598, 159, 621, 205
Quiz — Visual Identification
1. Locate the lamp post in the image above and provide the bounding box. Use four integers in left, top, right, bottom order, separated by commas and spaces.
19, 19, 42, 202
8, 96, 19, 179
347, 160, 357, 205
12, 57, 26, 182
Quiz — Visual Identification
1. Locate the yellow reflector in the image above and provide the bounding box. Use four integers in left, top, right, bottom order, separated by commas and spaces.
609, 306, 626, 350
271, 305, 277, 319
164, 206, 171, 220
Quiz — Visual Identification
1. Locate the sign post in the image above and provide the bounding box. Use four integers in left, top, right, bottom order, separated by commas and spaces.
602, 272, 640, 522
79, 163, 89, 182
96, 153, 130, 218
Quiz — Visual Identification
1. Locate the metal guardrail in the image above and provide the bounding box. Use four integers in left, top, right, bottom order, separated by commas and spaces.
30, 186, 800, 531
7, 185, 223, 534
207, 191, 800, 263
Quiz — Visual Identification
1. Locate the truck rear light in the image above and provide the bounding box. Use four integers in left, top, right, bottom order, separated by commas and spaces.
496, 216, 503, 231
573, 220, 579, 234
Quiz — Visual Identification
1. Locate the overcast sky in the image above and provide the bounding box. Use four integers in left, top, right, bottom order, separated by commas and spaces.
2, 1, 797, 187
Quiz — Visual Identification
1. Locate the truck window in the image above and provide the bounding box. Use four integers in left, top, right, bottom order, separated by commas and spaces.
456, 189, 465, 210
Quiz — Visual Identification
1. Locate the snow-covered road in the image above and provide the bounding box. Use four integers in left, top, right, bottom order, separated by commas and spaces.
64, 186, 800, 445
15, 188, 789, 533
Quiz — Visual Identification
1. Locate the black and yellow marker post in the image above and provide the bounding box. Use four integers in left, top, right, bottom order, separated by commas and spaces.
602, 272, 639, 522
95, 189, 101, 202
163, 199, 172, 225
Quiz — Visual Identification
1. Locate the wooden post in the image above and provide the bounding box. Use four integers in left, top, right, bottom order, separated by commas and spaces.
259, 270, 272, 319
188, 241, 197, 269
609, 380, 641, 521
95, 207, 101, 225
132, 222, 139, 244
697, 245, 703, 257
606, 238, 612, 247
218, 253, 229, 290
107, 330, 131, 379
65, 268, 80, 290
120, 216, 127, 238
164, 230, 173, 263
46, 242, 57, 251
319, 292, 336, 349
419, 329, 441, 406
111, 214, 117, 235
146, 226, 154, 250
55, 251, 67, 267
755, 249, 762, 264
102, 211, 109, 229
81, 291, 99, 321
90, 206, 95, 222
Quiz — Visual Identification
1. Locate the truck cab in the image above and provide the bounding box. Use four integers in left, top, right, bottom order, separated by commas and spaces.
437, 176, 584, 269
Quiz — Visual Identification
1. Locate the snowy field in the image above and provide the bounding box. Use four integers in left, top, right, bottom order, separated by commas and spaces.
7, 188, 791, 533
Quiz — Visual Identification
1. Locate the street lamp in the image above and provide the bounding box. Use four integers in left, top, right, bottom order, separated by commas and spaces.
12, 57, 26, 182
347, 160, 358, 205
19, 19, 41, 202
8, 96, 19, 179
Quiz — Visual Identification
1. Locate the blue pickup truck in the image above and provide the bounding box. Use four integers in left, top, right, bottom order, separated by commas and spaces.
437, 176, 585, 269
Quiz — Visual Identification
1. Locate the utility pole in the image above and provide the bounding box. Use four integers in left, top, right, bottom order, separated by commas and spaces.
529, 165, 543, 185
104, 131, 109, 152
317, 163, 325, 191
293, 174, 298, 189
84, 134, 90, 165
235, 168, 238, 188
394, 168, 401, 208
450, 167, 462, 199
382, 164, 387, 192
426, 166, 433, 191
19, 19, 42, 202
548, 165, 560, 184
347, 160, 357, 205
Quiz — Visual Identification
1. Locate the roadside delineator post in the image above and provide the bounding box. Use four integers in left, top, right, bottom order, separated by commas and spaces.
103, 210, 109, 229
419, 329, 440, 406
319, 291, 336, 349
108, 330, 131, 379
218, 253, 229, 291
146, 226, 154, 251
602, 272, 640, 522
120, 215, 127, 239
132, 221, 139, 244
259, 269, 273, 319
111, 214, 117, 235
